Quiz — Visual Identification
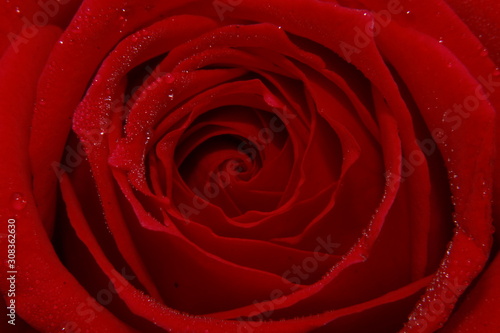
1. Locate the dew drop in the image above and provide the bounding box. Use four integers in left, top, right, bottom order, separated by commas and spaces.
480, 48, 489, 57
118, 8, 128, 33
492, 68, 500, 77
438, 38, 444, 44
11, 193, 27, 211
168, 94, 174, 100
72, 25, 82, 34
145, 129, 153, 143
14, 6, 21, 15
165, 73, 175, 83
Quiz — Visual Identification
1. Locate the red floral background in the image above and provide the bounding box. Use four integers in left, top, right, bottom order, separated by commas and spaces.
0, 0, 499, 332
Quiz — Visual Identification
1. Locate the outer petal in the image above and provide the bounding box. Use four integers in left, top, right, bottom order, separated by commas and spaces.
440, 253, 500, 332
0, 26, 134, 332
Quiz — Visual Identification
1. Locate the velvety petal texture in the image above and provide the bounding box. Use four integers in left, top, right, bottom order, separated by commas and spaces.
0, 0, 498, 332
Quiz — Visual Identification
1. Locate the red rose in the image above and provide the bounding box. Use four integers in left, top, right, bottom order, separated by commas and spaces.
1, 0, 499, 332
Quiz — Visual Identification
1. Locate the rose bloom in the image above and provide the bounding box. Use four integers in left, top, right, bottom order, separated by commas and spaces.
1, 0, 499, 332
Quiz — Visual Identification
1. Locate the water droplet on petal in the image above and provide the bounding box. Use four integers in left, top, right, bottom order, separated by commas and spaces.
118, 8, 128, 33
480, 48, 489, 57
165, 73, 175, 83
11, 193, 27, 211
492, 68, 500, 77
145, 129, 153, 143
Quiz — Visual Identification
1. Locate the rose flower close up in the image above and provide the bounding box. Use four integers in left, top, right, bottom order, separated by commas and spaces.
1, 0, 499, 332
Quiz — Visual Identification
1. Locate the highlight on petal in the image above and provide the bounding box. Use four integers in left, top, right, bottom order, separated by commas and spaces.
0, 0, 497, 332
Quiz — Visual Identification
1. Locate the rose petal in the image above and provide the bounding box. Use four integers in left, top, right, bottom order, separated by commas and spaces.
0, 25, 133, 333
